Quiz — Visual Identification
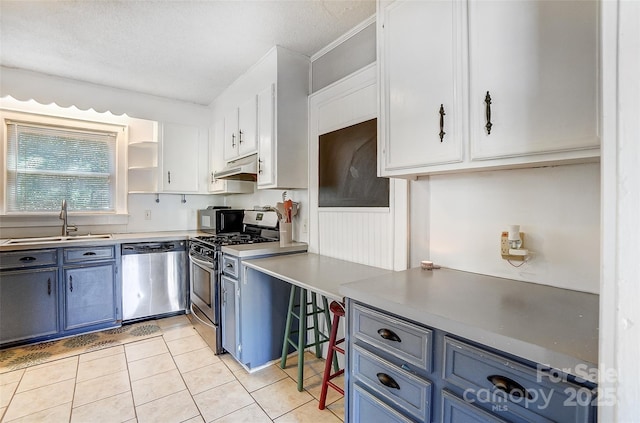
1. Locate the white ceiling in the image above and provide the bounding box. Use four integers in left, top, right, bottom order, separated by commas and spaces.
0, 0, 375, 106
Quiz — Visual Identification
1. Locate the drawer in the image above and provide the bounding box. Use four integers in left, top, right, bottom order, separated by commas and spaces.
64, 246, 115, 263
351, 383, 414, 423
441, 390, 507, 423
443, 336, 595, 423
221, 254, 239, 278
0, 249, 57, 269
352, 344, 432, 421
352, 302, 432, 372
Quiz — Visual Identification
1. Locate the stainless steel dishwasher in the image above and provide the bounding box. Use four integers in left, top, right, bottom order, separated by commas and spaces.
121, 241, 187, 322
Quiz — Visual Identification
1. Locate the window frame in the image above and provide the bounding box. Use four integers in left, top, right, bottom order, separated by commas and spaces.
1, 109, 128, 218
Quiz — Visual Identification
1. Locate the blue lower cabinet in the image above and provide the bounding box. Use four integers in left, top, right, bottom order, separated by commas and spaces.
345, 300, 597, 423
443, 337, 595, 423
0, 267, 59, 344
442, 390, 508, 423
352, 384, 415, 423
63, 263, 117, 331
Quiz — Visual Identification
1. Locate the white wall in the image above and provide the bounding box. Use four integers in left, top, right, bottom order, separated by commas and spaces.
411, 163, 600, 293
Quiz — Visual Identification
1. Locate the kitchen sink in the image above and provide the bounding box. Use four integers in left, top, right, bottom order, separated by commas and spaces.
3, 234, 113, 245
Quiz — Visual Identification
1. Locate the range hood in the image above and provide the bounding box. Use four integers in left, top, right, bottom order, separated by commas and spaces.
214, 154, 258, 181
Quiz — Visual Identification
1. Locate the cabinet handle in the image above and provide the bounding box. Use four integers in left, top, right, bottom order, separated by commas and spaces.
487, 375, 532, 400
439, 104, 446, 142
484, 91, 493, 134
211, 172, 215, 184
239, 130, 244, 144
167, 171, 171, 184
377, 328, 401, 342
376, 373, 400, 390
225, 263, 233, 268
47, 278, 51, 296
231, 133, 236, 148
83, 251, 97, 256
69, 275, 73, 292
19, 256, 37, 263
258, 158, 263, 174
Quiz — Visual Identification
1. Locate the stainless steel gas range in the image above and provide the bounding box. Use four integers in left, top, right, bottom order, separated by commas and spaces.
188, 209, 305, 355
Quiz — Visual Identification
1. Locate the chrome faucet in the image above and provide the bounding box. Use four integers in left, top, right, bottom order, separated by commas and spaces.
59, 199, 78, 236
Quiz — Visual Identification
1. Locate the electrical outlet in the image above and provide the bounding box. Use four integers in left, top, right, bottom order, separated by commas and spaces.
301, 218, 308, 234
501, 231, 525, 260
144, 210, 151, 220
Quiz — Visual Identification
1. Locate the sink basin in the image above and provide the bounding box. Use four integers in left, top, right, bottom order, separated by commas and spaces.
3, 234, 113, 245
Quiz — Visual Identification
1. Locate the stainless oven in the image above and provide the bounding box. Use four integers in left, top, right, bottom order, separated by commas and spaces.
188, 241, 223, 353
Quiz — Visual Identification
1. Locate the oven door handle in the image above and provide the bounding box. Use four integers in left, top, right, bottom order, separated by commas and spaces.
189, 254, 215, 269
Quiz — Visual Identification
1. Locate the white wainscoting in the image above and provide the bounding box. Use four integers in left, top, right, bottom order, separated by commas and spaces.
308, 63, 408, 270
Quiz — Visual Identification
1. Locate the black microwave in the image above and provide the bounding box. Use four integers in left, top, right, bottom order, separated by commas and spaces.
197, 207, 244, 234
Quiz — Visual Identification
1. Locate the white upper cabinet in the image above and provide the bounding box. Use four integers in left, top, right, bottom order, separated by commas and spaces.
379, 0, 600, 178
379, 0, 464, 176
209, 119, 254, 195
468, 0, 599, 160
223, 96, 258, 162
257, 84, 275, 187
212, 46, 310, 189
160, 122, 201, 193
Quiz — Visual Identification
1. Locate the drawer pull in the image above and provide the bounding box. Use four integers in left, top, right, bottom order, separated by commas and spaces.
19, 256, 37, 263
376, 372, 400, 390
377, 328, 401, 342
488, 375, 532, 400
83, 251, 97, 256
225, 263, 233, 268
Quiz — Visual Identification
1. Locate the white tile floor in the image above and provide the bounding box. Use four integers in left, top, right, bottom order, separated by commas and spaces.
0, 315, 344, 423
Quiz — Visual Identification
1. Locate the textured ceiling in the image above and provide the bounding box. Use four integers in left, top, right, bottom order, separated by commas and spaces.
0, 0, 375, 105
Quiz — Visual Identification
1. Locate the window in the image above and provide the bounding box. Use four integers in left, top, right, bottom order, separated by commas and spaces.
2, 111, 126, 215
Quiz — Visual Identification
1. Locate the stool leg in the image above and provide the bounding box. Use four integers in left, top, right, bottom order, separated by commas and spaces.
311, 293, 322, 358
280, 285, 297, 369
319, 311, 341, 409
321, 296, 339, 373
296, 287, 307, 391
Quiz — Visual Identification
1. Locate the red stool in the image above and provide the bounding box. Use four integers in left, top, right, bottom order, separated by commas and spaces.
319, 301, 345, 409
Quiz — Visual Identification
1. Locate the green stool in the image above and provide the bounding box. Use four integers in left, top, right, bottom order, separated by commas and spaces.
280, 285, 337, 391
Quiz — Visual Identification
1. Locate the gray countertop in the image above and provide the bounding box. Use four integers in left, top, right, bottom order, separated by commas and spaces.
221, 241, 308, 258
242, 253, 393, 301
241, 253, 598, 381
0, 231, 205, 251
340, 267, 599, 381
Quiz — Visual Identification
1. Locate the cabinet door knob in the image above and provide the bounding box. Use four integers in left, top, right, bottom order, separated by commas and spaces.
377, 328, 401, 342
484, 91, 493, 134
376, 373, 400, 390
439, 104, 446, 142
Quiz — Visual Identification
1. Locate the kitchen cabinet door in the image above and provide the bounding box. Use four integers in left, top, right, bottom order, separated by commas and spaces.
468, 0, 599, 160
221, 275, 239, 359
223, 108, 239, 162
379, 0, 464, 176
63, 264, 117, 331
0, 268, 58, 344
257, 84, 275, 187
223, 97, 258, 162
161, 123, 200, 192
238, 95, 258, 157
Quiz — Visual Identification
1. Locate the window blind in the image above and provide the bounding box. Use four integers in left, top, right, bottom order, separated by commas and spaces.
5, 122, 117, 212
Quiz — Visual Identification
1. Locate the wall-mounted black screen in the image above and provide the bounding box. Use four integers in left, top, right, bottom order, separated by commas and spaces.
319, 118, 389, 207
